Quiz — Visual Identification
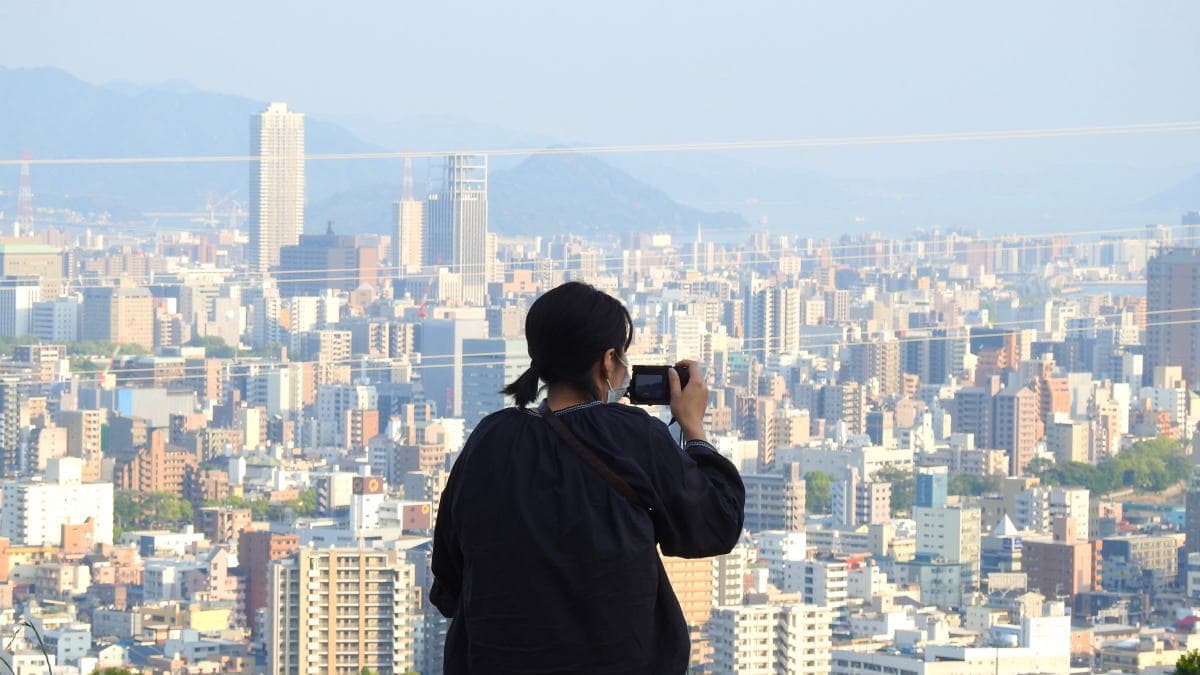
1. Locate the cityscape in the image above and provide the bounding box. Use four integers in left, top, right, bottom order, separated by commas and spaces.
3, 3, 1200, 675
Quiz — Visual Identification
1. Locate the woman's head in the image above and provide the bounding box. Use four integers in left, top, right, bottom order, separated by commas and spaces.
503, 281, 633, 407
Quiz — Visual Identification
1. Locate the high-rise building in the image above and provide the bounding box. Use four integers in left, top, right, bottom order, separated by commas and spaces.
239, 531, 300, 631
460, 337, 527, 430
0, 457, 113, 546
0, 377, 18, 477
1147, 248, 1200, 385
250, 102, 305, 274
268, 547, 420, 675
393, 202, 424, 273
416, 317, 488, 418
277, 225, 381, 296
0, 244, 64, 296
0, 276, 40, 337
80, 286, 154, 349
745, 284, 802, 360
992, 384, 1039, 476
915, 504, 982, 593
30, 296, 80, 342
425, 154, 488, 305
742, 463, 806, 532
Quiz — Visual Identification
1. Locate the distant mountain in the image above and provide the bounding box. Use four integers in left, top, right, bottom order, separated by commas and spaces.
0, 67, 743, 237
0, 67, 395, 219
489, 152, 746, 236
3, 67, 1197, 237
306, 152, 747, 236
1138, 171, 1200, 214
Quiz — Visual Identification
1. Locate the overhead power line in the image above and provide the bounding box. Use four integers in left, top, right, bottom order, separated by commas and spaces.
2, 121, 1199, 167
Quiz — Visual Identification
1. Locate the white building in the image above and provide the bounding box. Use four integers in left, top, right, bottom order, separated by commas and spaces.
709, 602, 833, 675
0, 457, 113, 546
782, 558, 848, 610
1011, 485, 1089, 540
0, 276, 39, 337
249, 102, 305, 274
754, 530, 808, 588
316, 384, 377, 446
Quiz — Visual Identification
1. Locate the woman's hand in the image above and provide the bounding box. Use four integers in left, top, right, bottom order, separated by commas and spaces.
669, 360, 708, 443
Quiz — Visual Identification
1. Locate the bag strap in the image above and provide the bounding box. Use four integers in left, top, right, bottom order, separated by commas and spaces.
543, 410, 649, 511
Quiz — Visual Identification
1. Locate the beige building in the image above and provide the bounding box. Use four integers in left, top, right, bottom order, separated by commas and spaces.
392, 198, 424, 272
0, 244, 63, 296
269, 547, 420, 675
80, 286, 153, 349
249, 102, 305, 274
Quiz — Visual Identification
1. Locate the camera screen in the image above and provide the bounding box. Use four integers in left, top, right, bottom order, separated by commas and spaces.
633, 373, 666, 399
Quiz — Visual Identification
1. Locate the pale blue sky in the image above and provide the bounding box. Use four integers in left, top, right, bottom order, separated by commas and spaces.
3, 0, 1199, 177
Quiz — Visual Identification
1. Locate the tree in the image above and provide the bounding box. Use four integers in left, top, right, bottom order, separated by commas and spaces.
873, 466, 915, 516
114, 490, 193, 532
1032, 437, 1189, 495
804, 471, 832, 513
948, 473, 1004, 497
1176, 648, 1200, 674
186, 335, 237, 358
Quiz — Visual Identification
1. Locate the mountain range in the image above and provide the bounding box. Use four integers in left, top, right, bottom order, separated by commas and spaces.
1, 67, 1197, 237
0, 67, 744, 236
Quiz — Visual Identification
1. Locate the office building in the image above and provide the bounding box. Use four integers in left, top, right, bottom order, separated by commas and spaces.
1146, 247, 1200, 385
0, 276, 39, 337
250, 102, 305, 273
0, 244, 63, 296
277, 225, 381, 296
80, 286, 154, 349
425, 154, 488, 304
742, 463, 806, 532
30, 296, 80, 342
392, 195, 424, 272
460, 337, 526, 430
416, 317, 488, 418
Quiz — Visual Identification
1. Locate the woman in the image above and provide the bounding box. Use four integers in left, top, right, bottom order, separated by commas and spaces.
431, 281, 745, 674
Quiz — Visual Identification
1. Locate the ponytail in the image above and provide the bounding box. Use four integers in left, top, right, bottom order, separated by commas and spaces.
503, 366, 542, 407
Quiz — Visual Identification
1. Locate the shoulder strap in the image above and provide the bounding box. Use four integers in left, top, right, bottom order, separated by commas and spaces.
543, 410, 649, 511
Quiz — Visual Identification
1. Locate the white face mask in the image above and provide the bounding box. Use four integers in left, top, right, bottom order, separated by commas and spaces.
607, 353, 631, 403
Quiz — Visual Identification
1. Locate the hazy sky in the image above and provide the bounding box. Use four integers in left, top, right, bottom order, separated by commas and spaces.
3, 1, 1199, 175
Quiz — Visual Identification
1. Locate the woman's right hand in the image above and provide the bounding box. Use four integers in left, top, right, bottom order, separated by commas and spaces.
669, 360, 708, 443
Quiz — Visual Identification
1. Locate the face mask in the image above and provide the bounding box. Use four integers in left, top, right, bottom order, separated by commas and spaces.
607, 354, 631, 403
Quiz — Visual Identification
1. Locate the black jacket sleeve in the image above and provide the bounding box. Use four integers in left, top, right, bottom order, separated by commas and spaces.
642, 418, 745, 558
429, 469, 462, 618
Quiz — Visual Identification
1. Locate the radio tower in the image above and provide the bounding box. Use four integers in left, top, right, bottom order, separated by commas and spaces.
15, 150, 34, 235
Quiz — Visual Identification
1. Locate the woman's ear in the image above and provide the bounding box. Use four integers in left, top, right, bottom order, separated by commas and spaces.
600, 348, 617, 382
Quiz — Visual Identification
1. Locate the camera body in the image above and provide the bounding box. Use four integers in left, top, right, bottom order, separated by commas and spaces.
627, 365, 690, 405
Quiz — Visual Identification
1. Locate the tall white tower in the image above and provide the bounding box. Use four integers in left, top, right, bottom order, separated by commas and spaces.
249, 102, 305, 274
425, 154, 488, 305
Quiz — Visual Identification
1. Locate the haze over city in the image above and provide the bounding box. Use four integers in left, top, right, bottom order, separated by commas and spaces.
0, 3, 1199, 675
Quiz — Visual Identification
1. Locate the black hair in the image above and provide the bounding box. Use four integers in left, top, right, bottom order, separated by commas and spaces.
503, 281, 634, 407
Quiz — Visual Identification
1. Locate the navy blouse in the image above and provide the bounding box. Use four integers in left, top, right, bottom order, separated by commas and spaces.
431, 400, 745, 674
